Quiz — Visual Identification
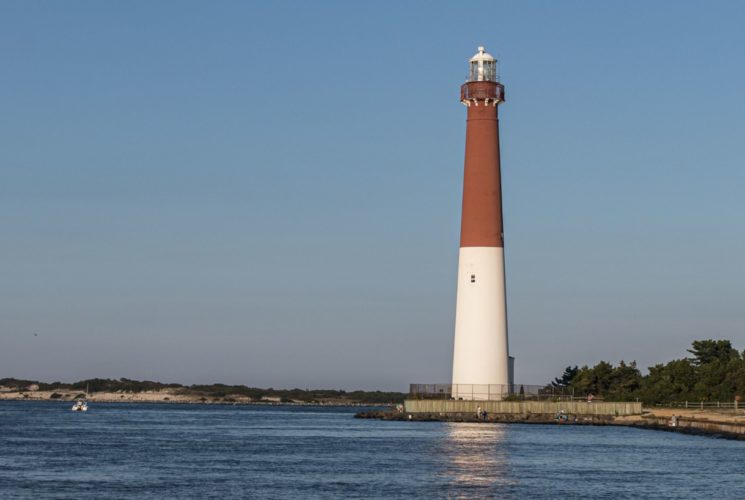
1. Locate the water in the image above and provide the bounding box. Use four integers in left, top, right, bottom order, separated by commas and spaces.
0, 401, 742, 499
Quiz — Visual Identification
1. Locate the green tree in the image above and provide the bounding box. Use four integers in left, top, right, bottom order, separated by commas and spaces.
551, 366, 579, 387
607, 361, 642, 400
687, 340, 737, 366
636, 359, 696, 404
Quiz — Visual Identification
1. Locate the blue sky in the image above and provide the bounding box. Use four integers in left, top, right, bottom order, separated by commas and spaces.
2, 1, 744, 390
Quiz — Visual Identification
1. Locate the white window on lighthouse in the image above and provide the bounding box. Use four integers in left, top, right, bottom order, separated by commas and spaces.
470, 274, 476, 283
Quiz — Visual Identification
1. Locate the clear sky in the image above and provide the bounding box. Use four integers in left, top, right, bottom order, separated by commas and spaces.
2, 1, 744, 390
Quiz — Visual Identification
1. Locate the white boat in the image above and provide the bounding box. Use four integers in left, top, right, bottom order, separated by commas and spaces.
71, 383, 89, 412
71, 400, 88, 412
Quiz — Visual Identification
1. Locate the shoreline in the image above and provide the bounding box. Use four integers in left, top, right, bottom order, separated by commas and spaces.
0, 391, 393, 407
0, 398, 380, 407
5, 394, 744, 440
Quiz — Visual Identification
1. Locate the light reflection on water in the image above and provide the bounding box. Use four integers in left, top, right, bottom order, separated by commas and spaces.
440, 423, 514, 489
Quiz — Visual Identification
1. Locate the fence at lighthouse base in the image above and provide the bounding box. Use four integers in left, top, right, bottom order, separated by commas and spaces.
403, 399, 642, 416
409, 384, 576, 402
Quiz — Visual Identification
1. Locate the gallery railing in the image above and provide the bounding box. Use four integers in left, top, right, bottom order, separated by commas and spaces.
409, 383, 575, 401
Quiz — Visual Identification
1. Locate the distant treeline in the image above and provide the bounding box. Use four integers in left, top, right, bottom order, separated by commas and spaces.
551, 339, 745, 404
0, 377, 406, 404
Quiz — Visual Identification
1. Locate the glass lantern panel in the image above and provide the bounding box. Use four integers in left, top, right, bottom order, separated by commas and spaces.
485, 61, 496, 81
469, 61, 478, 81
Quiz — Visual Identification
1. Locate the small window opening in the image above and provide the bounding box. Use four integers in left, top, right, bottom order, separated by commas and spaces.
470, 274, 476, 283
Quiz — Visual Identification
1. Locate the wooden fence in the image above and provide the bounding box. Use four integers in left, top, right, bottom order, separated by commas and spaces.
655, 401, 741, 410
404, 399, 642, 416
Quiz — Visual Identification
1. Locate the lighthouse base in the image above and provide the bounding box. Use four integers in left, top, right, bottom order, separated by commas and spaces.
451, 246, 510, 397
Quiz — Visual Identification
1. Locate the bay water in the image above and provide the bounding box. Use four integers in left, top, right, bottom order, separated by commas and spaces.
0, 401, 742, 498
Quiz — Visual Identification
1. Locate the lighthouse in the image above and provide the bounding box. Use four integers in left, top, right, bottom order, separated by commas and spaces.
451, 47, 513, 400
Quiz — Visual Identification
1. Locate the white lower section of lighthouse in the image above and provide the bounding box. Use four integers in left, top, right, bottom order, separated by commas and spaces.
451, 246, 511, 400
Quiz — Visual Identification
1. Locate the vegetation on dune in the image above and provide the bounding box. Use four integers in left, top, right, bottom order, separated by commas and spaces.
0, 377, 406, 404
552, 339, 745, 404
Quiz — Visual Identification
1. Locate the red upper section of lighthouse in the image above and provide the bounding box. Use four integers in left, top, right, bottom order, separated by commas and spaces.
458, 48, 505, 248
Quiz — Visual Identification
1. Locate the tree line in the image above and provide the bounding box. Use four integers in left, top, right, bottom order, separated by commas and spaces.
551, 339, 745, 404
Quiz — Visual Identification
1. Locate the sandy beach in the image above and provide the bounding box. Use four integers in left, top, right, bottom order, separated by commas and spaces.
0, 389, 284, 404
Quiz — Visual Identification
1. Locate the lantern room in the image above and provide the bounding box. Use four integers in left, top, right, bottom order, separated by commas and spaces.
468, 46, 498, 82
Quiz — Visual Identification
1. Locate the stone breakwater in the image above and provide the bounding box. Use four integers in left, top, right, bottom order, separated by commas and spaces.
356, 409, 745, 441
355, 410, 615, 425
627, 415, 745, 440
